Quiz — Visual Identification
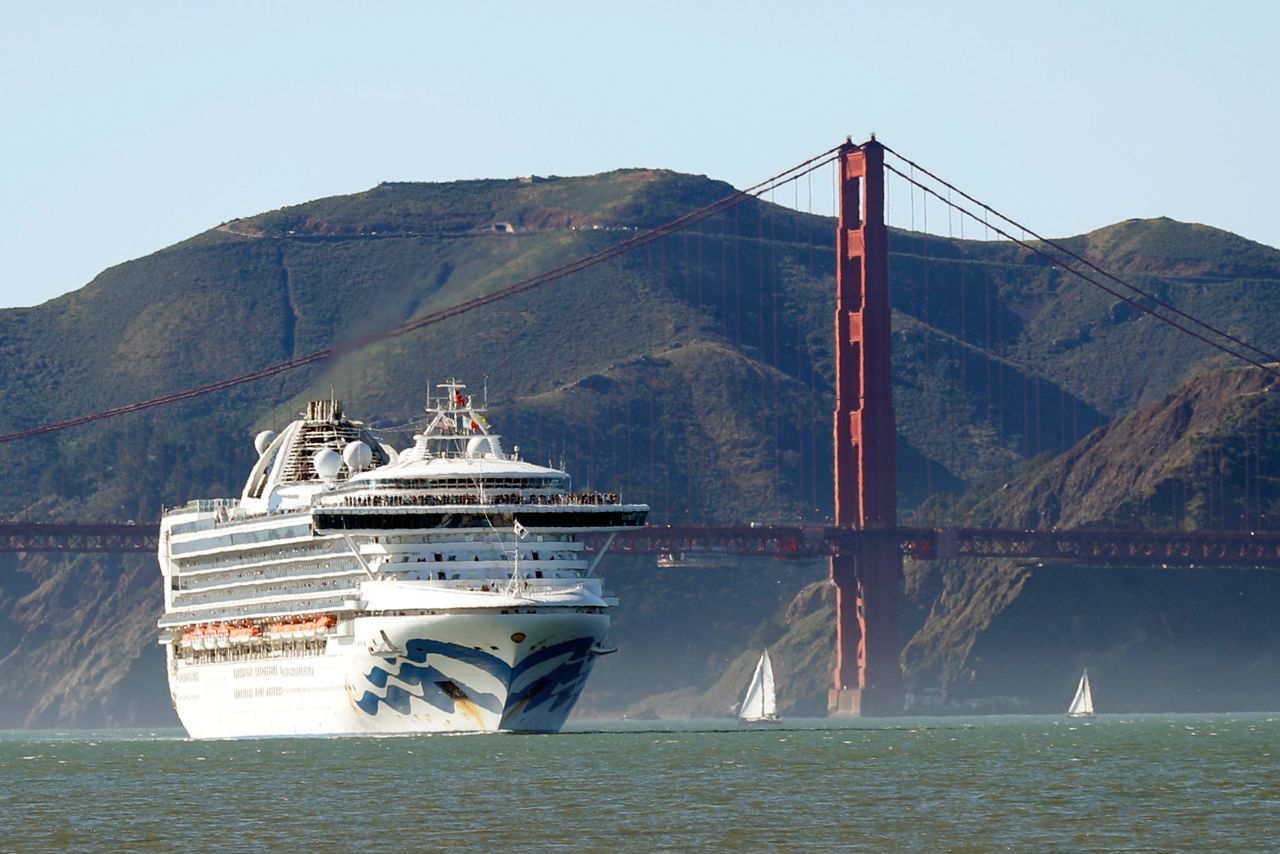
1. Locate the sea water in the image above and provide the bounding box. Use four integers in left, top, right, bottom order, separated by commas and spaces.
1, 715, 1277, 852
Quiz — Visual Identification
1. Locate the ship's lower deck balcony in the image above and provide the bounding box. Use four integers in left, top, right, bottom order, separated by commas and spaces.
173, 569, 366, 603
172, 636, 330, 665
172, 541, 354, 577
160, 593, 355, 628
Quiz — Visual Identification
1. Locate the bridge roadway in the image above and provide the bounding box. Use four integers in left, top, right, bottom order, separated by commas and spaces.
4, 521, 1280, 568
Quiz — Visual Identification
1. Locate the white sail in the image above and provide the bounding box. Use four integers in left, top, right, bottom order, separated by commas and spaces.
739, 650, 779, 721
1067, 670, 1094, 717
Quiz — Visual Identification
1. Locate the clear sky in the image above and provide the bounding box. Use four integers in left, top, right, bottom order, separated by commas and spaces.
1, 1, 1276, 308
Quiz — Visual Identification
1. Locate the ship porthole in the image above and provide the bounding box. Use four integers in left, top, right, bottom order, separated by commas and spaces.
511, 632, 526, 643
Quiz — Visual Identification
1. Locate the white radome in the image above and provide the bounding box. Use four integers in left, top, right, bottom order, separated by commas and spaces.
343, 440, 373, 471
313, 448, 343, 480
254, 430, 278, 455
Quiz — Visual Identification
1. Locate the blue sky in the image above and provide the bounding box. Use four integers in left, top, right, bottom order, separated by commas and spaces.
1, 1, 1276, 308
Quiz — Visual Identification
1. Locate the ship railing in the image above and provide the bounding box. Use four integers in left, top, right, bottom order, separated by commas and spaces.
175, 540, 344, 571
333, 491, 623, 509
168, 498, 240, 514
375, 576, 596, 595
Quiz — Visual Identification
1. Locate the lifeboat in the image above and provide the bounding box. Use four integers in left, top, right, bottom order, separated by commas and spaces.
230, 625, 258, 644
257, 615, 337, 640
178, 621, 268, 649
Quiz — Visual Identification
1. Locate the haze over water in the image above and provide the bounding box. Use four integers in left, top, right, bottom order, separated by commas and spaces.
2, 715, 1276, 852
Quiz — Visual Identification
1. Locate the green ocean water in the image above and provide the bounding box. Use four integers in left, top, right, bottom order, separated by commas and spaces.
1, 715, 1277, 853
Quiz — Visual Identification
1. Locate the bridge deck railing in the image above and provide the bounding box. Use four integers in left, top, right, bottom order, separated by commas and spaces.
4, 521, 1280, 568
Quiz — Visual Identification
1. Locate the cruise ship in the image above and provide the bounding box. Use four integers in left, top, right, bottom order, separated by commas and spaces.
157, 381, 647, 738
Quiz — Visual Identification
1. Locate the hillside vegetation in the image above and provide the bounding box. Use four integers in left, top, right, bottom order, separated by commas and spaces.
2, 167, 1280, 724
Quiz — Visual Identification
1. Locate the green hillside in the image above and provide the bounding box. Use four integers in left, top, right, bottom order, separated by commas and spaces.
2, 167, 1280, 725
900, 366, 1280, 711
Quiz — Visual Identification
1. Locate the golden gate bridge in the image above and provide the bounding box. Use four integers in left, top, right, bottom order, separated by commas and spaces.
8, 520, 1280, 567
4, 137, 1278, 716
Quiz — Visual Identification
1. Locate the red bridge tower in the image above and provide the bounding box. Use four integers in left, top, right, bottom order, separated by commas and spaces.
830, 137, 903, 716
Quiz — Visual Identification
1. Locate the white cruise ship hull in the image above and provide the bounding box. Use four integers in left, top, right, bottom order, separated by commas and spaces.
158, 390, 646, 739
168, 609, 608, 738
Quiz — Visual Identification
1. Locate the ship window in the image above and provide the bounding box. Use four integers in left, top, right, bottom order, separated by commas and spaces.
437, 571, 446, 580
434, 553, 442, 561
535, 571, 543, 579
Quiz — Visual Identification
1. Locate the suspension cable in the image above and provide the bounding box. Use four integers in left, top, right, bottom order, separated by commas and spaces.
882, 142, 1280, 369
0, 147, 841, 445
883, 160, 1280, 383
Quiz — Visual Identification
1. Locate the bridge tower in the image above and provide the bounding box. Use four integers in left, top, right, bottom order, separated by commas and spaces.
829, 137, 903, 716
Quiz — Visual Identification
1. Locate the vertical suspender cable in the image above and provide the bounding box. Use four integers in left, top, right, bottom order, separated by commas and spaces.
734, 205, 742, 350
771, 188, 782, 518
807, 168, 819, 516
957, 191, 968, 390
721, 216, 729, 347
922, 180, 933, 499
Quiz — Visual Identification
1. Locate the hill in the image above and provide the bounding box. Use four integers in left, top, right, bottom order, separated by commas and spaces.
899, 366, 1280, 712
2, 167, 1280, 724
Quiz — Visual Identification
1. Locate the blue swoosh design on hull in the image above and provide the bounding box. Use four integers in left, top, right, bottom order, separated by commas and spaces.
503, 637, 597, 723
355, 635, 601, 727
511, 636, 595, 682
356, 640, 507, 717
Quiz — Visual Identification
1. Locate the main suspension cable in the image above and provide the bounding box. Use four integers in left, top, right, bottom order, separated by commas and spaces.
0, 147, 842, 444
882, 142, 1280, 369
883, 160, 1280, 382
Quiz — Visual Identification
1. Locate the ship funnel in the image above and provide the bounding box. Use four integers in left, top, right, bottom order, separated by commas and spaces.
306, 400, 343, 421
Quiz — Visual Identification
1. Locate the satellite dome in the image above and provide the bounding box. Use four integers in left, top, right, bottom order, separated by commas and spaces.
254, 430, 278, 455
313, 449, 343, 481
343, 440, 373, 472
466, 436, 488, 458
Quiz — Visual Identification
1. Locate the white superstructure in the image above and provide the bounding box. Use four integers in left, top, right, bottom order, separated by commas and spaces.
158, 381, 647, 738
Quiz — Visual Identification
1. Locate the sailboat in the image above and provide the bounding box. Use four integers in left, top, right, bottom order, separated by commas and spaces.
738, 649, 779, 722
1067, 669, 1095, 717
